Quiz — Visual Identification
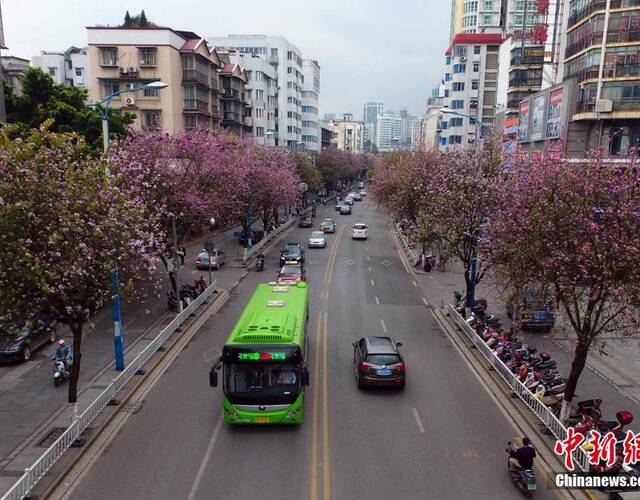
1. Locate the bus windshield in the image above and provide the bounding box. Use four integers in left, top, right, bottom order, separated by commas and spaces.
224, 363, 302, 405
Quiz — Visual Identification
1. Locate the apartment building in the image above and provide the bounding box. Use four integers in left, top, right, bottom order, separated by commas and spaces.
222, 50, 276, 145
302, 59, 321, 151
375, 111, 402, 151
362, 101, 383, 143
218, 53, 251, 137
440, 33, 503, 149
32, 46, 90, 87
209, 35, 318, 150
1, 56, 28, 94
87, 26, 227, 134
330, 113, 364, 153
564, 0, 640, 154
450, 0, 504, 39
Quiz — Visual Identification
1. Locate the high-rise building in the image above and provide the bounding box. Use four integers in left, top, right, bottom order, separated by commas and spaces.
450, 0, 504, 40
330, 114, 364, 153
375, 111, 402, 152
301, 59, 321, 151
88, 26, 229, 134
209, 35, 319, 150
362, 101, 383, 143
221, 50, 277, 145
32, 47, 90, 88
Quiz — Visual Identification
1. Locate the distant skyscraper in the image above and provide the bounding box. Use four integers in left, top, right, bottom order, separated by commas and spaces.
362, 101, 383, 143
375, 111, 402, 152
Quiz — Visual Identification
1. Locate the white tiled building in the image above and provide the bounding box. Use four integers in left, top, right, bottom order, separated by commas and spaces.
32, 46, 90, 87
301, 59, 320, 151
209, 35, 319, 150
375, 111, 402, 152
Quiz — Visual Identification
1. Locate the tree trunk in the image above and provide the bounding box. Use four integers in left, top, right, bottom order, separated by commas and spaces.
560, 338, 590, 422
464, 267, 473, 308
68, 321, 83, 406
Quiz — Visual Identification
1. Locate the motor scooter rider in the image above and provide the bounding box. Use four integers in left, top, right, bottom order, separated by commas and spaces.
53, 339, 73, 371
507, 437, 536, 471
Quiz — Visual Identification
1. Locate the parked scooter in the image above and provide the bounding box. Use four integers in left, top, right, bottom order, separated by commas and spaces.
256, 253, 265, 272
53, 359, 70, 387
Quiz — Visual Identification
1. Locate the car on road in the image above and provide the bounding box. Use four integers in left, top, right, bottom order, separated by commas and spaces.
308, 231, 327, 248
353, 336, 405, 389
335, 202, 344, 212
343, 196, 354, 206
358, 181, 365, 189
298, 216, 313, 228
0, 315, 58, 363
351, 192, 362, 201
321, 219, 336, 233
340, 204, 352, 215
352, 223, 367, 239
195, 249, 226, 270
280, 243, 305, 266
277, 263, 306, 284
360, 189, 367, 197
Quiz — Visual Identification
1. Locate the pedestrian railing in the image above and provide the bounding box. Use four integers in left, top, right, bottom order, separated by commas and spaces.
243, 217, 296, 264
446, 304, 590, 473
395, 222, 419, 265
1, 281, 218, 500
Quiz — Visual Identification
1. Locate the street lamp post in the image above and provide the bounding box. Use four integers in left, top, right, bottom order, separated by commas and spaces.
88, 80, 168, 371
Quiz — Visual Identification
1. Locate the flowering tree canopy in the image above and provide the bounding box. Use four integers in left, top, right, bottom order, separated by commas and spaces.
0, 126, 163, 404
484, 147, 640, 419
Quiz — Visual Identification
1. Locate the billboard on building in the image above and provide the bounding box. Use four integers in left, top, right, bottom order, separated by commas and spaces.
518, 100, 530, 141
531, 94, 546, 141
546, 87, 564, 139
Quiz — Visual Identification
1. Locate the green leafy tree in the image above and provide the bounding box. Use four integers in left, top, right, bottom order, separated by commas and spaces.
3, 67, 133, 153
139, 10, 148, 26
124, 10, 132, 26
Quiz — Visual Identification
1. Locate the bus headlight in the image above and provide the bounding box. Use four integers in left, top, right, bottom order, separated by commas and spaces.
225, 409, 239, 419
286, 409, 299, 419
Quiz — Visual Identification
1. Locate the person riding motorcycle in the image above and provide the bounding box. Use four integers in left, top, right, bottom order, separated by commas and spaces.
507, 437, 536, 471
53, 339, 73, 371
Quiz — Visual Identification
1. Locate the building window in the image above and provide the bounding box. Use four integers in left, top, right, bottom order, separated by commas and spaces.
484, 0, 493, 9
470, 98, 478, 109
453, 64, 466, 73
483, 14, 493, 25
255, 89, 264, 100
184, 114, 197, 131
75, 67, 83, 76
302, 135, 317, 143
100, 47, 118, 66
452, 100, 464, 109
246, 70, 253, 81
139, 48, 157, 67
102, 81, 120, 97
256, 127, 264, 137
473, 62, 480, 72
470, 117, 477, 125
287, 126, 293, 133
271, 48, 278, 58
143, 110, 162, 130
474, 45, 481, 55
448, 135, 462, 144
444, 89, 450, 97
144, 87, 159, 97
472, 80, 479, 90
449, 117, 463, 127
48, 67, 56, 76
452, 82, 465, 92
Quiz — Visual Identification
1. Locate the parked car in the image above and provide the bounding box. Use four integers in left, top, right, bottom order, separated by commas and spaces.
352, 223, 367, 239
321, 219, 336, 233
340, 204, 352, 215
280, 243, 305, 266
0, 314, 58, 363
360, 189, 367, 197
343, 197, 354, 206
352, 192, 362, 201
335, 202, 344, 212
308, 231, 327, 248
298, 216, 313, 228
358, 181, 365, 189
195, 249, 226, 270
506, 289, 555, 332
353, 336, 405, 389
277, 263, 306, 284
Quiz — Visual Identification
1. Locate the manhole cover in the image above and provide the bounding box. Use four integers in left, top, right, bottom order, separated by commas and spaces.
38, 427, 94, 447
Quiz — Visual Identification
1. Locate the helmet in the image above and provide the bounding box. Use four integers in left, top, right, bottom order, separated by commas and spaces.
540, 352, 551, 362
57, 339, 65, 347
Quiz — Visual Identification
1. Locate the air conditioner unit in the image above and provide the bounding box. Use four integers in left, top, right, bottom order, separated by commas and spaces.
125, 97, 136, 106
119, 67, 127, 74
128, 66, 137, 73
596, 99, 613, 113
219, 88, 226, 95
460, 56, 467, 62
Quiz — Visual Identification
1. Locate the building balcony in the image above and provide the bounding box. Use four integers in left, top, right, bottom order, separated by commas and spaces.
223, 111, 241, 123
508, 78, 543, 90
510, 56, 544, 67
183, 98, 210, 113
572, 63, 640, 83
577, 97, 640, 115
568, 0, 640, 29
183, 68, 209, 87
566, 31, 640, 59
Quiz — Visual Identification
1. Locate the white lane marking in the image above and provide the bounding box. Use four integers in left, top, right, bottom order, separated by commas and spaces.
368, 266, 372, 272
422, 297, 429, 307
380, 319, 387, 333
412, 281, 418, 287
375, 296, 380, 305
366, 256, 370, 262
370, 279, 375, 286
191, 270, 198, 274
412, 408, 426, 433
187, 413, 224, 500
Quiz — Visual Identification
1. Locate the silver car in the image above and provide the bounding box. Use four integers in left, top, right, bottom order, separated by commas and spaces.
195, 249, 226, 270
308, 231, 327, 248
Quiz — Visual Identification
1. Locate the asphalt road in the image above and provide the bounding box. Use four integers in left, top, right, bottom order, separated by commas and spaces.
65, 199, 560, 500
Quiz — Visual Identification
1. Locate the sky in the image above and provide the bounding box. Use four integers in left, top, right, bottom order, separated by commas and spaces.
2, 0, 451, 118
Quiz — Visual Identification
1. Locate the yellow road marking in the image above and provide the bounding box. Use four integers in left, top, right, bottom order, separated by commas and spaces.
310, 313, 322, 500
323, 224, 345, 291
321, 312, 331, 500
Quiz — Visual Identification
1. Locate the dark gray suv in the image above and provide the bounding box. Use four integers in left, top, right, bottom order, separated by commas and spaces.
353, 336, 405, 389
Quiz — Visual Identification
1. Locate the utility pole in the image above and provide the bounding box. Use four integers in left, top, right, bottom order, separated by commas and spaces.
171, 215, 182, 313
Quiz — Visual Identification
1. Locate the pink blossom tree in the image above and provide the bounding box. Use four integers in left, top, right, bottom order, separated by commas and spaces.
484, 146, 640, 421
0, 126, 163, 411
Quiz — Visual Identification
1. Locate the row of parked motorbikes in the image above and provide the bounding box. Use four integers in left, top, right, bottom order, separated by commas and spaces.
167, 277, 208, 312
456, 297, 639, 494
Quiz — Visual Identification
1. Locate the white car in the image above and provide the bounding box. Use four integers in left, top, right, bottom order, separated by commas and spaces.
352, 223, 368, 240
352, 192, 362, 201
308, 231, 327, 248
360, 189, 367, 196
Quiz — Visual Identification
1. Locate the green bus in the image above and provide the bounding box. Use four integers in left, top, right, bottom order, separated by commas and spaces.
209, 282, 310, 424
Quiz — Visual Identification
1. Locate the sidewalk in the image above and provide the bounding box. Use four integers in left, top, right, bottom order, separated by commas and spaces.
405, 241, 640, 427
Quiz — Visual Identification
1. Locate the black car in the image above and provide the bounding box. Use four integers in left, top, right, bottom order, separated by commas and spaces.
353, 336, 405, 389
0, 314, 58, 363
280, 242, 305, 266
298, 216, 313, 228
340, 204, 352, 215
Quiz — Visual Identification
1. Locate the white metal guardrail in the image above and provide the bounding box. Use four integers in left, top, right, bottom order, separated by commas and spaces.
243, 217, 296, 264
395, 222, 419, 265
1, 281, 217, 500
446, 304, 590, 473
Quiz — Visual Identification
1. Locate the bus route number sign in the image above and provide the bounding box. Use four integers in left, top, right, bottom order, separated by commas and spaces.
238, 351, 287, 361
